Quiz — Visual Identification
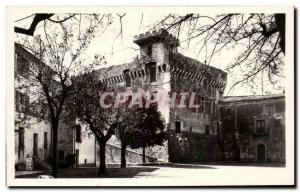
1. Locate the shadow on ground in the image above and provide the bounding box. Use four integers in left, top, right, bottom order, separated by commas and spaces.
142, 163, 216, 169
192, 162, 286, 167
15, 162, 285, 179
141, 161, 285, 168
16, 166, 159, 178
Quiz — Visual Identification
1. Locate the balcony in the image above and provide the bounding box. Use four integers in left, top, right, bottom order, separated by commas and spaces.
252, 128, 268, 136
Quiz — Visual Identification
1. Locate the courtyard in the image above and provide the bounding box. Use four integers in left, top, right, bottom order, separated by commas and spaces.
16, 162, 285, 179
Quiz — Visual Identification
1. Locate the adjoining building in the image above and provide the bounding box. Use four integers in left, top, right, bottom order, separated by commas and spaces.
14, 43, 52, 170
219, 94, 285, 163
14, 43, 75, 170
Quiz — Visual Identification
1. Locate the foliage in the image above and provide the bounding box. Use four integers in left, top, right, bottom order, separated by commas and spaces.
66, 72, 119, 174
69, 72, 118, 143
130, 105, 166, 149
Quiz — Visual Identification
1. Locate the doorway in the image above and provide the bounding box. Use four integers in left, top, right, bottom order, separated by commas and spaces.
33, 133, 38, 157
76, 149, 79, 167
257, 144, 266, 162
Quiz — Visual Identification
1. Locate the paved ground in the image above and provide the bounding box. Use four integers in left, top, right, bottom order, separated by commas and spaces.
15, 170, 44, 177
15, 162, 285, 179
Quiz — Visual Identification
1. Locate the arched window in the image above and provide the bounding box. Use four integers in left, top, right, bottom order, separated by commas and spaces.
158, 66, 162, 72
162, 64, 167, 72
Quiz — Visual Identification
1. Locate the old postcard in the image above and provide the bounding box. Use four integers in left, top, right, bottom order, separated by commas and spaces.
6, 6, 294, 186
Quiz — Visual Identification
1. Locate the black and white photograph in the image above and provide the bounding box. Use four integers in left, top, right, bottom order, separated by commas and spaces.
6, 6, 294, 186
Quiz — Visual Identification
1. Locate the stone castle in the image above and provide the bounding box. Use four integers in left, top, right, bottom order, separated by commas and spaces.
14, 29, 285, 170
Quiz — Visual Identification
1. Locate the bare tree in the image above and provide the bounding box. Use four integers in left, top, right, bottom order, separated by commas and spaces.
14, 14, 78, 36
15, 13, 112, 177
151, 13, 285, 94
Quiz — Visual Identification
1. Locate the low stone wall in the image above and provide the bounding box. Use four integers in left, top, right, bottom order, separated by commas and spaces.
99, 144, 158, 165
168, 130, 222, 163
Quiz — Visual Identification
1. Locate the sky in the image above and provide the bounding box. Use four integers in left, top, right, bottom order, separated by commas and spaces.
14, 12, 285, 96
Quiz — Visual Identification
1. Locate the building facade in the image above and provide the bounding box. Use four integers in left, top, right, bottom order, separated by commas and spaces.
219, 94, 285, 163
76, 29, 228, 164
14, 43, 52, 170
14, 43, 76, 170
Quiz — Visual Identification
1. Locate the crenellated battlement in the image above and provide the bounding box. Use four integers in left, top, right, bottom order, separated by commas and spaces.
133, 28, 164, 39
133, 28, 179, 47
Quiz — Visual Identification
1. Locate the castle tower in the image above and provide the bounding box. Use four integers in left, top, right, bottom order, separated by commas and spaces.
132, 29, 180, 162
133, 29, 179, 66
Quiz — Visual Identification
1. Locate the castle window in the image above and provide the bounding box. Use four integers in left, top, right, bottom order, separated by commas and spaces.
256, 120, 266, 133
193, 95, 201, 113
205, 125, 210, 135
266, 104, 273, 116
148, 62, 157, 82
134, 71, 137, 78
158, 66, 162, 72
191, 97, 197, 113
203, 79, 208, 90
227, 108, 231, 117
151, 94, 155, 100
147, 45, 152, 56
123, 69, 131, 87
175, 121, 181, 134
162, 64, 167, 72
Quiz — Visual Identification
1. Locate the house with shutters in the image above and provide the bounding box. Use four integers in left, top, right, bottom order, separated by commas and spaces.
14, 43, 75, 170
14, 43, 53, 170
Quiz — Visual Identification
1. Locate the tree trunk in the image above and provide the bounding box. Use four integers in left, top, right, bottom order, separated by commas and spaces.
142, 146, 146, 164
51, 119, 59, 177
99, 141, 106, 175
120, 144, 127, 168
274, 14, 285, 54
